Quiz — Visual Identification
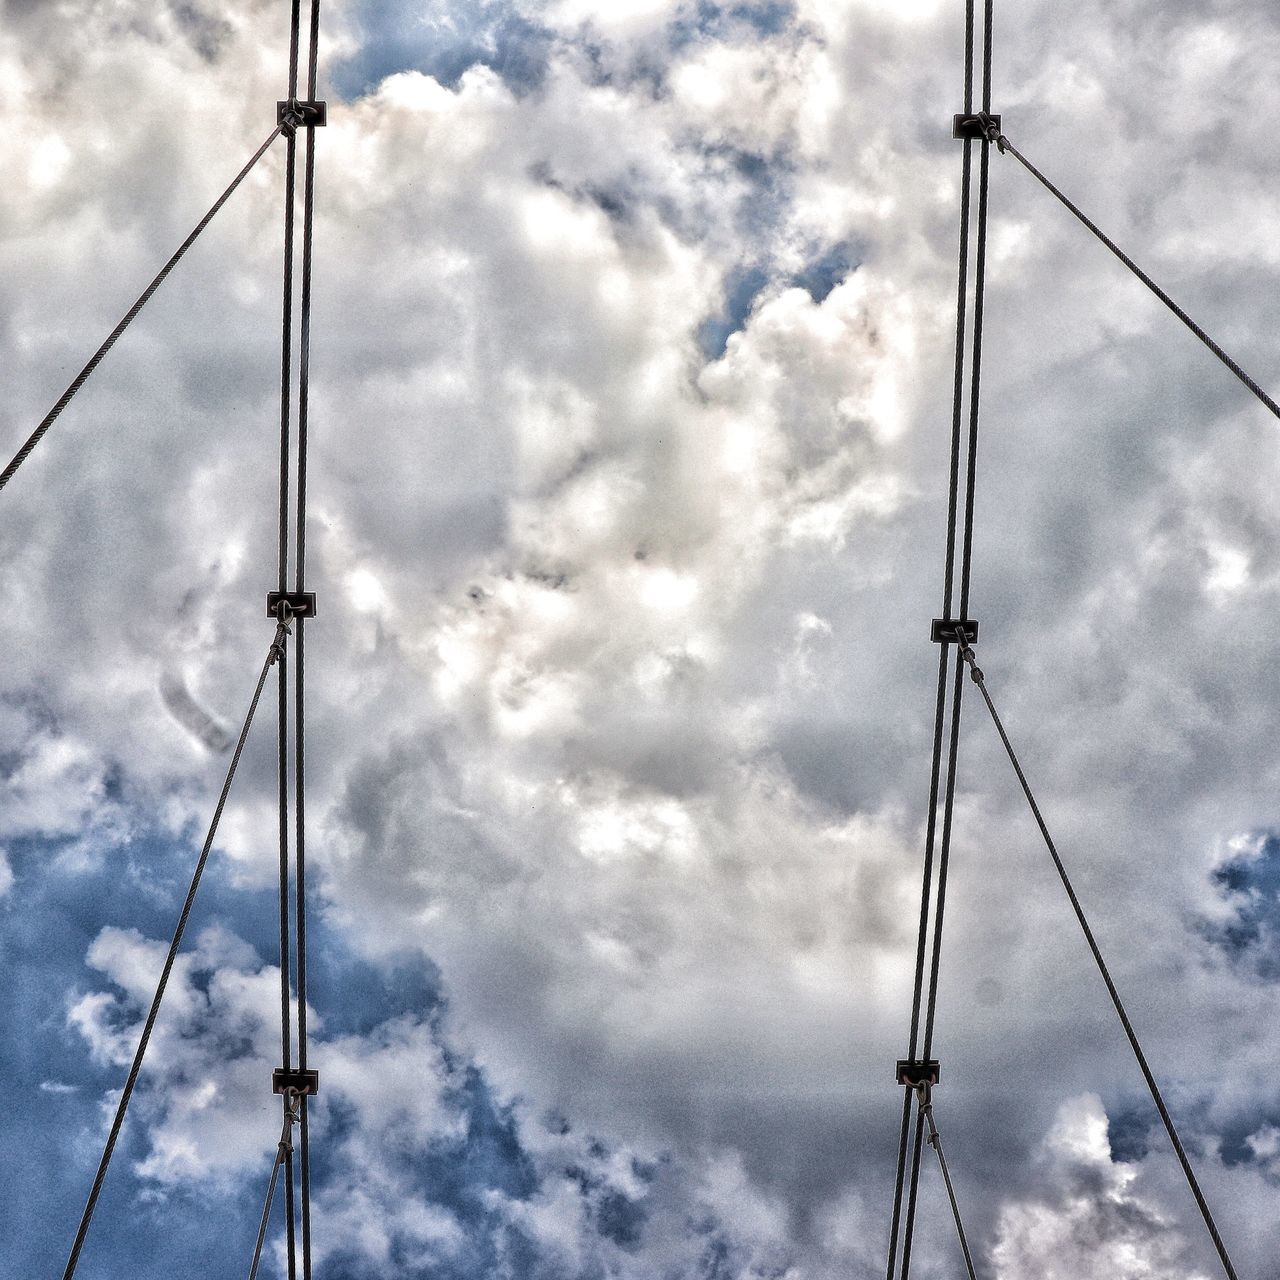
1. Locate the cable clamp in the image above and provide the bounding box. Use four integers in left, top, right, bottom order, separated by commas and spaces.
897, 1058, 940, 1089
267, 591, 317, 620
952, 112, 999, 141
931, 617, 978, 646
273, 1067, 320, 1097
278, 99, 327, 137
975, 110, 1007, 152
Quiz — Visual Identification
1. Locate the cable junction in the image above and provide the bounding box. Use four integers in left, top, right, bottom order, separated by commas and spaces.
53, 3, 327, 1275
886, 2, 992, 1276
60, 618, 292, 1280
975, 111, 1280, 422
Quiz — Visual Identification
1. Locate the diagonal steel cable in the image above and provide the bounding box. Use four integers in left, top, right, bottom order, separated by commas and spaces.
61, 619, 291, 1280
248, 1092, 303, 1280
954, 636, 1239, 1280
976, 112, 1280, 421
0, 126, 284, 497
915, 1084, 978, 1280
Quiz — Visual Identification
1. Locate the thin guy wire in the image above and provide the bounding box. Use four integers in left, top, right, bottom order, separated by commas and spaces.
886, 646, 951, 1280
0, 126, 283, 497
249, 1095, 301, 1280
922, 657, 966, 1059
886, 1, 977, 1272
917, 1088, 978, 1280
278, 130, 297, 591
958, 134, 991, 620
885, 1088, 915, 1280
297, 8, 322, 1274
980, 117, 1280, 422
296, 618, 312, 1280
955, 639, 1240, 1280
277, 641, 298, 1280
289, 0, 302, 98
295, 138, 316, 595
61, 621, 290, 1280
898, 1108, 926, 1280
248, 1150, 284, 1280
943, 138, 973, 616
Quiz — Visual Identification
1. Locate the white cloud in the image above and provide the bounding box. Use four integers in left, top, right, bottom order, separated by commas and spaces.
9, 0, 1280, 1273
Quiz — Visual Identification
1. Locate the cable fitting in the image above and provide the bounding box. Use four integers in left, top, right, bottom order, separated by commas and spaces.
277, 99, 327, 138
266, 591, 317, 620
273, 1067, 320, 1097
931, 617, 978, 646
975, 110, 1007, 152
897, 1058, 940, 1089
952, 112, 1000, 143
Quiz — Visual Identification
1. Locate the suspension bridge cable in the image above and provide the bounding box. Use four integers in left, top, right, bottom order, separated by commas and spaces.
976, 114, 1280, 422
953, 637, 1240, 1280
915, 1086, 978, 1280
61, 619, 291, 1280
0, 125, 284, 498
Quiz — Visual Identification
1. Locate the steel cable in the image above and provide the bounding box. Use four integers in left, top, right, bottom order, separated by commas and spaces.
61, 620, 291, 1280
955, 638, 1239, 1280
978, 115, 1280, 422
0, 126, 284, 497
916, 1086, 978, 1280
248, 1093, 302, 1280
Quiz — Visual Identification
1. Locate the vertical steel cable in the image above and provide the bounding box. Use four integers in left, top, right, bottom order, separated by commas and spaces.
295, 7, 323, 1274
888, 1, 991, 1273
61, 623, 290, 1280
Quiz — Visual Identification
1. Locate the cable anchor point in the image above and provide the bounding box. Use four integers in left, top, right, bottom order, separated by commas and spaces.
953, 111, 1005, 151
273, 1067, 320, 1097
277, 99, 327, 138
896, 1058, 940, 1089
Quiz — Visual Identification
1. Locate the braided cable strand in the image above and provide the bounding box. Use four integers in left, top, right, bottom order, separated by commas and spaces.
0, 126, 284, 497
61, 622, 291, 1280
979, 114, 1280, 421
955, 638, 1240, 1280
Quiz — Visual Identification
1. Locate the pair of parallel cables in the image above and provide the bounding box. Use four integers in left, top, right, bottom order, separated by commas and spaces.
3, 2, 1273, 1277
888, 2, 1278, 1277
2, 3, 327, 1277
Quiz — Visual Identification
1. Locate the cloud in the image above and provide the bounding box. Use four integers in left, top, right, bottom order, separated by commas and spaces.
8, 0, 1280, 1275
991, 1095, 1210, 1280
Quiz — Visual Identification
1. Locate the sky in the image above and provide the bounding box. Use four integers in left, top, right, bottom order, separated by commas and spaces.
2, 0, 1280, 1276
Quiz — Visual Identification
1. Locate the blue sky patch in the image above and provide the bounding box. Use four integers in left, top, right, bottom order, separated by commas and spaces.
331, 0, 553, 99
1203, 833, 1280, 977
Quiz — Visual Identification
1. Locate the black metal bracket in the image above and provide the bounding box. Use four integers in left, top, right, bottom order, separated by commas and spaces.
278, 99, 327, 135
953, 112, 1000, 141
931, 617, 978, 645
267, 591, 317, 620
273, 1067, 320, 1096
897, 1059, 940, 1088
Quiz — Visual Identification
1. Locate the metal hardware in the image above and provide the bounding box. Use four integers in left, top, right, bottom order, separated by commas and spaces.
953, 112, 1000, 141
266, 591, 317, 620
272, 1067, 319, 1096
277, 99, 327, 135
897, 1058, 940, 1088
931, 617, 978, 645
